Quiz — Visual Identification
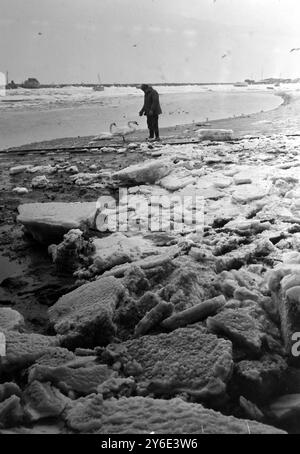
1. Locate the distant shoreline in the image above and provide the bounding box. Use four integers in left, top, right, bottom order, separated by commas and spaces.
6, 82, 235, 89
5, 80, 300, 89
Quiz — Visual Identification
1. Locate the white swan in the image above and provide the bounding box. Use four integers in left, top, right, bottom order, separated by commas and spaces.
90, 131, 114, 143
109, 121, 138, 142
88, 130, 114, 145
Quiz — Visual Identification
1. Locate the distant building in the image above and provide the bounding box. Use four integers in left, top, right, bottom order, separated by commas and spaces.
22, 78, 40, 89
233, 82, 248, 87
6, 80, 17, 89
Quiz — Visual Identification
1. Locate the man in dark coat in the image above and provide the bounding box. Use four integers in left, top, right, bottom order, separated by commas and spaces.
139, 84, 162, 141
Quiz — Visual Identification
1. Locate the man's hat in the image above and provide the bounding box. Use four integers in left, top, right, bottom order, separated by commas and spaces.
140, 84, 150, 90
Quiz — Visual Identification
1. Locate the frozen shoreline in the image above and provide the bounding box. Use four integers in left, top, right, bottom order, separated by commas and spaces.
1, 123, 300, 433
1, 85, 300, 433
0, 88, 283, 151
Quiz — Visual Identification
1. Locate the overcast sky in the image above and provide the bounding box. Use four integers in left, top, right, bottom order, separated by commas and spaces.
1, 0, 300, 84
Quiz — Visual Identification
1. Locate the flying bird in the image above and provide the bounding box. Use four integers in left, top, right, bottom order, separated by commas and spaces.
38, 32, 43, 36
221, 50, 231, 59
290, 48, 300, 52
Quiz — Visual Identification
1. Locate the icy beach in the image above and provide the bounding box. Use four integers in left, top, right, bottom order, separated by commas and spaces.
1, 89, 300, 434
0, 84, 283, 150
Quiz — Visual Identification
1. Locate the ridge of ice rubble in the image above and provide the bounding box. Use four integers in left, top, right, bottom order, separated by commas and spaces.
5, 132, 300, 433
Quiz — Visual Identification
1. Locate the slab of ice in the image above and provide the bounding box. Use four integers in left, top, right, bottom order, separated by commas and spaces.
113, 159, 172, 184
9, 165, 32, 175
285, 188, 300, 199
159, 169, 195, 191
27, 165, 57, 174
0, 308, 24, 331
196, 129, 234, 141
233, 173, 252, 185
17, 202, 98, 243
213, 176, 233, 189
232, 182, 272, 204
12, 187, 29, 195
69, 173, 102, 185
31, 175, 49, 189
92, 232, 161, 271
256, 201, 300, 223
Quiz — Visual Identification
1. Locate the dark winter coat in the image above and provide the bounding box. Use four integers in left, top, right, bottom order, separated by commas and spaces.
140, 87, 162, 116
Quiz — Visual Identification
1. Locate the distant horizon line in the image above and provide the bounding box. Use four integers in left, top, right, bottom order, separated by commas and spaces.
5, 78, 300, 88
